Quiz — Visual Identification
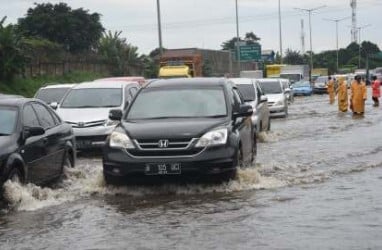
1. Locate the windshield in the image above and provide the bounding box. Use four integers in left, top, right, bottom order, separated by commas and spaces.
0, 107, 18, 135
259, 81, 282, 94
35, 88, 70, 104
315, 77, 327, 83
126, 87, 227, 119
61, 88, 122, 108
292, 81, 311, 88
236, 84, 256, 101
280, 74, 301, 83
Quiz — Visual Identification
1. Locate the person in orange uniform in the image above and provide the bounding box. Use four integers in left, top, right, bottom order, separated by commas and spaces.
336, 76, 348, 112
350, 75, 367, 115
371, 75, 381, 107
327, 76, 335, 104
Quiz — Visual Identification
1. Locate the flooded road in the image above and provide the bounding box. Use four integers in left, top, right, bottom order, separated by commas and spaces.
1, 90, 382, 249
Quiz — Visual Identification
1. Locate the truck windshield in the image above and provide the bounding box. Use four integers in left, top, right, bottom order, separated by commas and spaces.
126, 87, 227, 119
259, 81, 282, 94
0, 107, 18, 135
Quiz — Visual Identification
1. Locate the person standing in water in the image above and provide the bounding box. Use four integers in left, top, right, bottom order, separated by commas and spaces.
371, 75, 381, 107
336, 76, 348, 112
327, 76, 335, 104
350, 75, 367, 115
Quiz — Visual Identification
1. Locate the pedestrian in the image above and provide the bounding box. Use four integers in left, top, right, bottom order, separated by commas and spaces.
327, 76, 335, 104
336, 76, 348, 112
371, 75, 381, 107
350, 75, 367, 115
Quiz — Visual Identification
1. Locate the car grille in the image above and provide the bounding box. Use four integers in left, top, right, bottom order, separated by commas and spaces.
66, 120, 105, 128
126, 148, 204, 157
135, 138, 195, 150
268, 102, 275, 106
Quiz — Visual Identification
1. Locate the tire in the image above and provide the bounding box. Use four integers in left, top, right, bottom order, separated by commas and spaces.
251, 135, 257, 165
63, 153, 73, 169
267, 117, 271, 131
284, 106, 288, 118
7, 167, 23, 184
104, 172, 123, 186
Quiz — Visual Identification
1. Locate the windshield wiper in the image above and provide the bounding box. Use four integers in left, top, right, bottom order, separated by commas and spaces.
0, 133, 11, 136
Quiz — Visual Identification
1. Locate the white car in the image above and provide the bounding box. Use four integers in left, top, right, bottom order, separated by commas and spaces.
258, 79, 288, 118
34, 83, 76, 106
56, 80, 140, 149
279, 78, 294, 103
231, 78, 271, 133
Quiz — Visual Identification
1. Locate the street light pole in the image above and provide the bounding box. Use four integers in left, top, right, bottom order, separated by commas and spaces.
295, 6, 325, 82
323, 17, 350, 73
156, 0, 163, 57
235, 0, 241, 74
278, 0, 283, 64
356, 24, 371, 68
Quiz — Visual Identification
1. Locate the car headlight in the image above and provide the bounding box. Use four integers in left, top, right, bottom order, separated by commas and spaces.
195, 128, 228, 148
104, 119, 119, 127
109, 131, 135, 149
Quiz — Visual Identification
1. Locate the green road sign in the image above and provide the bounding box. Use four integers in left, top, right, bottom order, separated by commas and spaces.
236, 44, 261, 61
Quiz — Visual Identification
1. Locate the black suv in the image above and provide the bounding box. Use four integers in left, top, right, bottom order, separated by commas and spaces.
102, 78, 255, 183
0, 96, 76, 186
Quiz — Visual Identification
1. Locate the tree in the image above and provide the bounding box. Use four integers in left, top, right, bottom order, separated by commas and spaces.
18, 3, 104, 52
221, 32, 261, 50
244, 31, 260, 44
283, 49, 305, 65
0, 17, 26, 81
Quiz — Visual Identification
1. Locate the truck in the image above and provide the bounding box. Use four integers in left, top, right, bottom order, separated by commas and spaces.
240, 70, 263, 79
265, 64, 285, 78
158, 48, 234, 78
279, 65, 309, 84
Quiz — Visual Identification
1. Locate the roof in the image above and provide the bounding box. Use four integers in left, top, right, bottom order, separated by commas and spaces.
95, 77, 146, 84
161, 48, 200, 58
257, 78, 281, 82
145, 77, 227, 88
229, 78, 253, 85
0, 95, 30, 107
40, 83, 77, 89
72, 80, 140, 89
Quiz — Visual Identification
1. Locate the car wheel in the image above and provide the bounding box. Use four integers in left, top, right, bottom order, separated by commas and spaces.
7, 167, 23, 184
63, 152, 73, 169
251, 135, 257, 165
267, 117, 271, 131
104, 172, 123, 186
284, 106, 288, 118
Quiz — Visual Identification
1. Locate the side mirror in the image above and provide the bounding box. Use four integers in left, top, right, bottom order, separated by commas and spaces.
260, 95, 268, 103
50, 102, 58, 110
24, 126, 45, 138
109, 109, 123, 121
234, 104, 253, 118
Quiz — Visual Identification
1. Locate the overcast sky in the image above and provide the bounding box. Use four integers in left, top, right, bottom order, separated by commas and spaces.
1, 0, 381, 55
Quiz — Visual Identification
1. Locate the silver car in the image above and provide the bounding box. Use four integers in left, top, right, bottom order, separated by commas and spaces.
231, 78, 271, 133
258, 79, 288, 118
34, 83, 76, 106
56, 80, 140, 149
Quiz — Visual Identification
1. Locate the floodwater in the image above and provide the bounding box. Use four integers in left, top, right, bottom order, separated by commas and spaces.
1, 89, 382, 250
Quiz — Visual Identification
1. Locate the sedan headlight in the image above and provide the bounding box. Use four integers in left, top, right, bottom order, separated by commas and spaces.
109, 131, 135, 149
195, 128, 228, 148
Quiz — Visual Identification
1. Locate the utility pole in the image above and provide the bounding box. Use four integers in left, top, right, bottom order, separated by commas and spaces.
278, 0, 283, 64
301, 19, 305, 54
350, 0, 357, 43
156, 0, 163, 57
357, 24, 371, 68
235, 0, 241, 74
323, 17, 350, 73
295, 5, 325, 82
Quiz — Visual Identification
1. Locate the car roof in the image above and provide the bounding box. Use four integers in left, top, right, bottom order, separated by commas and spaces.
145, 77, 227, 88
258, 78, 281, 82
72, 81, 140, 89
229, 78, 253, 85
0, 96, 41, 107
39, 83, 77, 89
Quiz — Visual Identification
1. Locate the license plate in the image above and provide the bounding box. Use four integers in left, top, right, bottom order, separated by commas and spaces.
145, 163, 181, 175
76, 140, 92, 149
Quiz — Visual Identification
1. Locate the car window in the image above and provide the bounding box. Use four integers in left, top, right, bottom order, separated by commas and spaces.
236, 84, 256, 102
0, 107, 18, 135
35, 87, 70, 104
231, 88, 243, 112
61, 88, 122, 108
23, 104, 40, 127
32, 103, 56, 129
259, 81, 282, 94
256, 84, 262, 103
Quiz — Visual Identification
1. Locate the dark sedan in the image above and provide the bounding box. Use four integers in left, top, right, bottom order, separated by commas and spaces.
0, 96, 76, 187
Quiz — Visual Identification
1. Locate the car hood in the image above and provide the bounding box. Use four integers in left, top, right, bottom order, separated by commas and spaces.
266, 94, 284, 103
57, 108, 113, 123
314, 83, 327, 88
294, 86, 311, 90
121, 118, 228, 140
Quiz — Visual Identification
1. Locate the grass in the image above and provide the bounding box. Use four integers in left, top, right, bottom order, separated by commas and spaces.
0, 71, 105, 97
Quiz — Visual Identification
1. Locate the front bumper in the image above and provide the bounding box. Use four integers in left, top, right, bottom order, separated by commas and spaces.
73, 126, 115, 149
269, 105, 286, 116
313, 88, 327, 94
103, 145, 237, 177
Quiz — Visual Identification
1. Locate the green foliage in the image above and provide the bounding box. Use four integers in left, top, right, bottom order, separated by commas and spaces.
283, 49, 306, 65
98, 31, 142, 76
18, 2, 104, 52
0, 71, 103, 97
221, 31, 261, 50
0, 17, 26, 81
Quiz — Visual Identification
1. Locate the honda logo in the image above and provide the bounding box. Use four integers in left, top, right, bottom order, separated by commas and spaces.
158, 139, 169, 148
